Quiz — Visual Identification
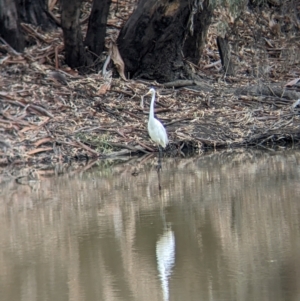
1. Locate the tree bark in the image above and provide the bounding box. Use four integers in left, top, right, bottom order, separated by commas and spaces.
183, 0, 214, 65
217, 36, 235, 76
117, 0, 193, 82
61, 0, 93, 72
85, 0, 112, 64
117, 0, 214, 82
0, 0, 24, 52
18, 0, 56, 30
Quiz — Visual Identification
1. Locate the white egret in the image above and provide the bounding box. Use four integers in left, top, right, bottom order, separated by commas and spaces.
145, 88, 169, 169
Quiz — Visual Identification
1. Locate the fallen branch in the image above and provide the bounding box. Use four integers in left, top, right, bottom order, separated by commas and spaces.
28, 104, 54, 118
235, 84, 300, 100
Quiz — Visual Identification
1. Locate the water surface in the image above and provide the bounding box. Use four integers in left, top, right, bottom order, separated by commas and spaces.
1, 149, 300, 301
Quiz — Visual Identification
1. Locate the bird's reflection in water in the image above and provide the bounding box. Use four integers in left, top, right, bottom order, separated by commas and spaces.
157, 166, 162, 190
156, 224, 176, 301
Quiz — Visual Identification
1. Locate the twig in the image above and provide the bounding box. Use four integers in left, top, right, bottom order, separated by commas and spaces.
27, 104, 54, 118
55, 46, 60, 69
109, 142, 149, 153
111, 89, 134, 97
0, 98, 26, 107
163, 80, 194, 88
59, 140, 100, 157
136, 140, 155, 152
21, 23, 49, 43
124, 110, 143, 120
165, 117, 194, 126
0, 98, 54, 118
0, 117, 30, 126
105, 149, 132, 157
26, 147, 53, 156
203, 60, 221, 69
0, 37, 22, 55
74, 140, 101, 156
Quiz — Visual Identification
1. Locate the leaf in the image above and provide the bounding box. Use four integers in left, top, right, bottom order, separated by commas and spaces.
34, 137, 53, 147
19, 126, 38, 133
285, 78, 300, 87
264, 38, 274, 48
98, 68, 112, 95
108, 41, 127, 81
26, 147, 53, 156
97, 83, 111, 95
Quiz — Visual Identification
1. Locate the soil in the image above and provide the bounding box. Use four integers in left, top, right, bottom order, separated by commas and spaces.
1, 0, 300, 171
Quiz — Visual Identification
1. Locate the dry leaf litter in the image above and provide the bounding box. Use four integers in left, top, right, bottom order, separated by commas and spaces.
0, 0, 300, 170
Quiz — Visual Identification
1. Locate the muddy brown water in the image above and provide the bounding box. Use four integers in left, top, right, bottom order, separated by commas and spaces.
1, 149, 300, 301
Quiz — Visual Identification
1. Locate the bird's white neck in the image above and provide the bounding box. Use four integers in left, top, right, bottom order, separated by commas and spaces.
149, 91, 155, 121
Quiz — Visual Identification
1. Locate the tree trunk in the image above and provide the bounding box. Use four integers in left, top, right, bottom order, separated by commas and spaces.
0, 0, 24, 52
217, 36, 235, 76
117, 0, 214, 82
18, 0, 56, 30
117, 0, 192, 82
61, 0, 93, 72
183, 0, 214, 65
85, 0, 112, 65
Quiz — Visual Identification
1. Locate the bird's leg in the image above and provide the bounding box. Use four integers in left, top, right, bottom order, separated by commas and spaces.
157, 145, 162, 171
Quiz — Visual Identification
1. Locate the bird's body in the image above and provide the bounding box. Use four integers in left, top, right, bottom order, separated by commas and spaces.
148, 118, 168, 148
145, 88, 168, 170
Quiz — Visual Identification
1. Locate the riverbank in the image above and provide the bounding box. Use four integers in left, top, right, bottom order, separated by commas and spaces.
1, 0, 300, 167
1, 69, 300, 168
